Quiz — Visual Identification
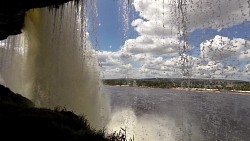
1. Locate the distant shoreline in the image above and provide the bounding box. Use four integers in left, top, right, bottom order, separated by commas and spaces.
105, 84, 250, 95
102, 78, 250, 93
172, 87, 250, 95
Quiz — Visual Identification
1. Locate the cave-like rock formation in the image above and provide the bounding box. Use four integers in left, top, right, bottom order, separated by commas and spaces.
0, 0, 79, 40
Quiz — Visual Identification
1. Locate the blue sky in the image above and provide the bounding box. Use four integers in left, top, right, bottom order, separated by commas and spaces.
94, 0, 123, 51
93, 0, 138, 52
92, 0, 250, 80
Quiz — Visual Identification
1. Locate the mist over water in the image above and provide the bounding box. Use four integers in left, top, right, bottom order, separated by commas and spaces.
106, 108, 177, 141
104, 85, 250, 141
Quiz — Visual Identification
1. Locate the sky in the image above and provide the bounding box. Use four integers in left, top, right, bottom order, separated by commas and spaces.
91, 0, 250, 80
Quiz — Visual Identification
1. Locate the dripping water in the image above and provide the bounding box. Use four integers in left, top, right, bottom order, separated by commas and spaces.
172, 0, 192, 88
119, 0, 132, 39
0, 1, 110, 129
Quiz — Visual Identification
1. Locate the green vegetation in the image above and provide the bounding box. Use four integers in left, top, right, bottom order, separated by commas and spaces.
103, 78, 250, 91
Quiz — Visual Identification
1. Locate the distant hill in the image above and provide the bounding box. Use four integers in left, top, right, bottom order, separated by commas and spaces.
102, 78, 250, 91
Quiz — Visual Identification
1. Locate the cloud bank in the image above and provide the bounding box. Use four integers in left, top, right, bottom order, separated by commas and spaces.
98, 0, 250, 80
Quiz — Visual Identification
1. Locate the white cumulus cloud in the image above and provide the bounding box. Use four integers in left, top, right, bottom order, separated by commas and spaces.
98, 0, 250, 80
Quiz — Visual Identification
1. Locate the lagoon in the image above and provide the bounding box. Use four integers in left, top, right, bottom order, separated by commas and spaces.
104, 85, 250, 141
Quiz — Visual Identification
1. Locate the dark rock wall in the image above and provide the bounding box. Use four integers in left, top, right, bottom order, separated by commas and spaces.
0, 0, 78, 40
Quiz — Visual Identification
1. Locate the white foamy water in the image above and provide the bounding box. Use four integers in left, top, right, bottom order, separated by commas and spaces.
0, 1, 110, 129
106, 108, 176, 141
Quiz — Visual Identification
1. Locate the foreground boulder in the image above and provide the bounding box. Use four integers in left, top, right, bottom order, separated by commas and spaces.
0, 84, 109, 141
0, 84, 34, 107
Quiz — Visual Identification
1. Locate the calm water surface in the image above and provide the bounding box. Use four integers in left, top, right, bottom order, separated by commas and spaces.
103, 85, 250, 141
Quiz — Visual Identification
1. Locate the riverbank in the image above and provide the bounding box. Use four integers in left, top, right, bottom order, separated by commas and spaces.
173, 87, 250, 95
107, 84, 250, 95
103, 78, 250, 93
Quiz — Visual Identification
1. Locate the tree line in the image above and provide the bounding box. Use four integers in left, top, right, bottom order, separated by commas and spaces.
102, 78, 250, 91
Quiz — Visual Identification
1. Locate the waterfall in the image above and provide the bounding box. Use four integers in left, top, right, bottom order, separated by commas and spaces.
0, 1, 110, 129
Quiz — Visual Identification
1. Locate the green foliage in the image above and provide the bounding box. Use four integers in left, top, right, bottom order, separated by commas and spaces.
103, 78, 250, 91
